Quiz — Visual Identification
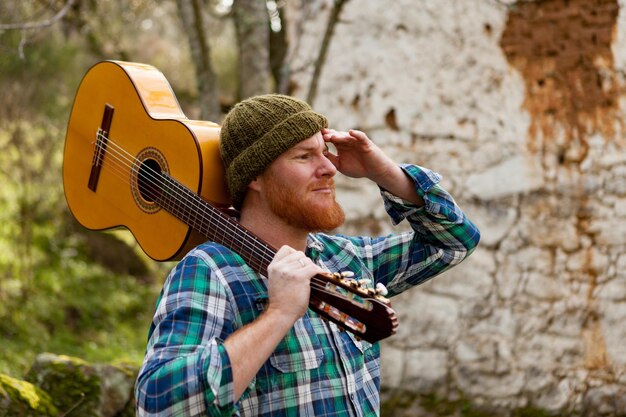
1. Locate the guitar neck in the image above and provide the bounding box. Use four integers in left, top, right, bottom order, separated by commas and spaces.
156, 173, 274, 274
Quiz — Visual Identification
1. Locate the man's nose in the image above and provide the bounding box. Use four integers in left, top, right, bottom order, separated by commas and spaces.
317, 154, 337, 177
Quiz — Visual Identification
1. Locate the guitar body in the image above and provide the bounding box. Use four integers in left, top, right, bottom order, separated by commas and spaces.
63, 60, 230, 261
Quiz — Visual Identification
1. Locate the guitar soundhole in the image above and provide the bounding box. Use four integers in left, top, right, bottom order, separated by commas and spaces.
131, 147, 169, 214
138, 159, 162, 203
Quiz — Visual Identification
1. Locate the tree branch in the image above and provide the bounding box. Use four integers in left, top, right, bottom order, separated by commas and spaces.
0, 0, 77, 30
306, 0, 348, 106
277, 0, 314, 94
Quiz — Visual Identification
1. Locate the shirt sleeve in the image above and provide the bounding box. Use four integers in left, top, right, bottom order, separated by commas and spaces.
135, 253, 239, 417
365, 164, 481, 296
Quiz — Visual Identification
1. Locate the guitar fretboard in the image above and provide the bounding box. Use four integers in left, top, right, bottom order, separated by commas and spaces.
156, 173, 274, 275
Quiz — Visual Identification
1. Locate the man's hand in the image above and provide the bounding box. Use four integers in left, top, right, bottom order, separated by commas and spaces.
321, 128, 424, 206
321, 128, 396, 182
266, 245, 323, 325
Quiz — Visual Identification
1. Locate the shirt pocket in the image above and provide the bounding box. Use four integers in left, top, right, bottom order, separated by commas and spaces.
269, 312, 324, 373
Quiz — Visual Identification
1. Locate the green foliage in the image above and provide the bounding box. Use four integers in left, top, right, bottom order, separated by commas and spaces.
380, 389, 419, 416
0, 29, 89, 122
0, 81, 163, 378
0, 237, 163, 376
0, 119, 164, 371
513, 407, 554, 417
0, 9, 169, 379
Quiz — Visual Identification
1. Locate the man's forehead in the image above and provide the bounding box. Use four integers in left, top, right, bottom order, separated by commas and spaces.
292, 133, 326, 151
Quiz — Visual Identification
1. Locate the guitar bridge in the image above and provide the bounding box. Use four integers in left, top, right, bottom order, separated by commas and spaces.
88, 104, 114, 192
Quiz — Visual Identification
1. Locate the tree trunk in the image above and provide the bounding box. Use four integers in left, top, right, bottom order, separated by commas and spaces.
233, 0, 272, 99
176, 0, 221, 122
270, 5, 288, 94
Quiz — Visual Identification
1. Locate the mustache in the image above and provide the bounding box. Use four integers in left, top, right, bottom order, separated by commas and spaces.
308, 180, 336, 192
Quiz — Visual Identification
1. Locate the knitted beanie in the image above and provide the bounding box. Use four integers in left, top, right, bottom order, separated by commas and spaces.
219, 94, 328, 210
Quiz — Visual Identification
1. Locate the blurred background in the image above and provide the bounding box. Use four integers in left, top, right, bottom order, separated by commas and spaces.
1, 0, 625, 416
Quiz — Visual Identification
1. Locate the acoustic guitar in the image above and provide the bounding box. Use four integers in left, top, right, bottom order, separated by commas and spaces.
63, 60, 398, 343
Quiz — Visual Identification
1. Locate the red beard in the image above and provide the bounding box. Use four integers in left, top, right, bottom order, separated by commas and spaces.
263, 170, 345, 232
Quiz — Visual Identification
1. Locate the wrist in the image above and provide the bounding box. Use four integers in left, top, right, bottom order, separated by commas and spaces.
369, 163, 403, 189
264, 304, 301, 331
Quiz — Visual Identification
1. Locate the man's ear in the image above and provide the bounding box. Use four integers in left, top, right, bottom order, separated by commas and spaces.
249, 176, 262, 192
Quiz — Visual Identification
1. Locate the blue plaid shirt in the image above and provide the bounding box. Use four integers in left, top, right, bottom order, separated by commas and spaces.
135, 165, 480, 416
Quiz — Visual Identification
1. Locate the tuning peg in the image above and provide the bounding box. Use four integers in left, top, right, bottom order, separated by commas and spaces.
358, 279, 372, 287
331, 271, 354, 281
375, 283, 388, 296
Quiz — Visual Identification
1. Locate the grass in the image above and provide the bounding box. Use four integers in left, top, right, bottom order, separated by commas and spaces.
0, 232, 166, 378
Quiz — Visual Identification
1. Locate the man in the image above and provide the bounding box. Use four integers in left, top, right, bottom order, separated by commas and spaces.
135, 94, 480, 416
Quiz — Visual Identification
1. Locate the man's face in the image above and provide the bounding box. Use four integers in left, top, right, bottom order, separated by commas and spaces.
260, 132, 345, 232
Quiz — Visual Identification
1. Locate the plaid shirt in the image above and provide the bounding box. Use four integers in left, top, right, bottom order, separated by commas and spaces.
135, 165, 480, 417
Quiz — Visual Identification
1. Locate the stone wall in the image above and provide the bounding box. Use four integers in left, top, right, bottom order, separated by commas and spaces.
288, 0, 626, 415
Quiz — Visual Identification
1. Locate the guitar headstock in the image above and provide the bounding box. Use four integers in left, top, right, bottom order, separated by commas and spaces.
308, 272, 398, 343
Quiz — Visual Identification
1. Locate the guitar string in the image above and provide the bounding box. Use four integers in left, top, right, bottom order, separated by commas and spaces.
94, 138, 385, 335
91, 133, 278, 272
93, 135, 358, 284
89, 134, 354, 303
92, 133, 368, 297
93, 132, 274, 262
92, 138, 381, 336
94, 131, 392, 336
94, 141, 281, 277
91, 145, 343, 305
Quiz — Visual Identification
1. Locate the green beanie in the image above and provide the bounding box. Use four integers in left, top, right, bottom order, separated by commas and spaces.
219, 94, 328, 210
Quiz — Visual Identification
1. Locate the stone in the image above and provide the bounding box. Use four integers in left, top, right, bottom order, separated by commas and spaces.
390, 291, 460, 349
468, 307, 517, 338
426, 249, 494, 300
523, 271, 567, 300
380, 344, 405, 389
403, 349, 448, 394
466, 203, 518, 248
532, 378, 572, 413
596, 278, 626, 301
453, 364, 525, 399
598, 302, 626, 368
465, 155, 544, 200
0, 373, 58, 417
583, 385, 626, 415
588, 217, 626, 246
24, 353, 137, 417
517, 333, 584, 369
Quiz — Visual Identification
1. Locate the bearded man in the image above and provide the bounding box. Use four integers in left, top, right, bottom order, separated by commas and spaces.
135, 94, 480, 417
